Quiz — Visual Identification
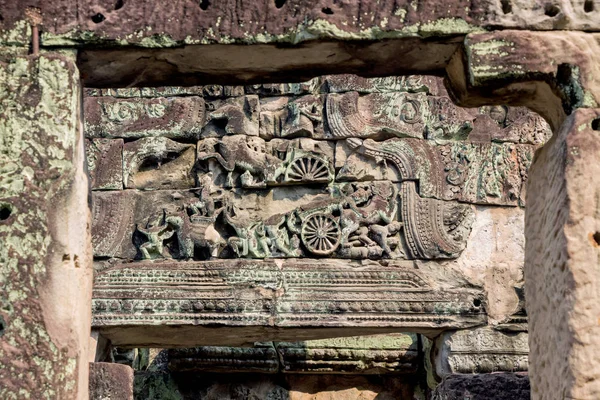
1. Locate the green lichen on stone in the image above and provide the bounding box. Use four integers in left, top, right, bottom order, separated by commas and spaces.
134, 372, 184, 400
0, 53, 81, 398
42, 16, 484, 48
0, 20, 31, 47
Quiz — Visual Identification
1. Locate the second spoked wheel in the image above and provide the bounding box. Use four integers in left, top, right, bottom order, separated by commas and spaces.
301, 213, 341, 256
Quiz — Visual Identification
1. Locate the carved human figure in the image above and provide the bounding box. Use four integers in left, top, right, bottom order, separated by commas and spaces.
136, 211, 175, 259
224, 204, 271, 258
339, 181, 400, 257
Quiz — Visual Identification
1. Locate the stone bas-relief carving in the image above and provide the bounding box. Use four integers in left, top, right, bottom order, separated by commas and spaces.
123, 137, 195, 190
165, 333, 418, 374
92, 181, 473, 261
85, 96, 205, 139
92, 259, 485, 345
87, 73, 548, 263
433, 328, 529, 376
196, 135, 334, 189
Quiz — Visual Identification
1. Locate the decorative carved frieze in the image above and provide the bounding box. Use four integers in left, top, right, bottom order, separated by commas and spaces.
92, 181, 472, 261
433, 328, 529, 376
167, 344, 279, 374
196, 135, 334, 189
322, 75, 443, 95
164, 333, 418, 374
92, 259, 485, 345
84, 96, 205, 139
276, 333, 419, 374
85, 138, 123, 190
325, 92, 426, 140
246, 79, 319, 96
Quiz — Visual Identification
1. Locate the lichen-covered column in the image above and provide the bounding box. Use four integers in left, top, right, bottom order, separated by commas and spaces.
526, 109, 600, 399
0, 54, 92, 398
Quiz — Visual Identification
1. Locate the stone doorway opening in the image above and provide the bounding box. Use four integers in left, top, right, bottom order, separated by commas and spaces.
86, 72, 543, 399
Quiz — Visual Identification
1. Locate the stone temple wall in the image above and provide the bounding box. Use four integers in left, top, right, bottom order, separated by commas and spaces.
85, 74, 547, 399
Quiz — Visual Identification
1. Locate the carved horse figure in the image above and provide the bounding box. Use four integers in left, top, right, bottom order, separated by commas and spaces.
197, 135, 284, 188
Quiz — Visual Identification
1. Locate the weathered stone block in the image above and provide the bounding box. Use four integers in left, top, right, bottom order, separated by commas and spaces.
322, 75, 443, 95
86, 138, 124, 190
85, 96, 204, 139
431, 373, 530, 400
246, 78, 319, 96
277, 333, 418, 374
433, 328, 529, 377
197, 135, 334, 188
339, 137, 534, 206
324, 92, 426, 140
0, 55, 92, 399
525, 109, 600, 399
168, 344, 279, 373
89, 362, 134, 400
202, 95, 259, 137
123, 138, 195, 190
92, 259, 485, 347
259, 95, 324, 139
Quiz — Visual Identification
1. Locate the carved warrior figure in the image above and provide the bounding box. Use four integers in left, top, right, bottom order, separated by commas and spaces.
135, 181, 228, 260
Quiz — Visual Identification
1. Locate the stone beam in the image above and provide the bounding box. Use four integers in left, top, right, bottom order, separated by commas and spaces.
0, 55, 92, 399
446, 30, 600, 131
92, 260, 485, 347
525, 109, 600, 399
2, 1, 600, 49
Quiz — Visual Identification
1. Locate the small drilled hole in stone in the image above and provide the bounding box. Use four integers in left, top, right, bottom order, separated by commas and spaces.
275, 0, 286, 8
501, 0, 512, 14
0, 204, 12, 221
473, 298, 482, 307
322, 7, 334, 14
0, 316, 5, 337
592, 118, 600, 131
584, 0, 594, 12
199, 0, 210, 10
544, 3, 560, 16
0, 13, 4, 21
592, 232, 600, 247
115, 0, 124, 10
91, 13, 105, 23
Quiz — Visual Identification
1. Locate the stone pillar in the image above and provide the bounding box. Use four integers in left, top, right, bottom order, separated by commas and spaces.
428, 327, 530, 399
525, 109, 600, 399
89, 362, 134, 400
0, 55, 92, 398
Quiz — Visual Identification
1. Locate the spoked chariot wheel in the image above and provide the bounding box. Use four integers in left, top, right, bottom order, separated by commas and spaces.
301, 213, 341, 255
285, 155, 331, 183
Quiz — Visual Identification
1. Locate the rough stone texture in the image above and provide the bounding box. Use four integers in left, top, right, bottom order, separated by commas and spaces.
89, 362, 134, 400
123, 137, 195, 190
202, 96, 260, 138
165, 334, 419, 375
446, 31, 600, 131
84, 96, 205, 139
433, 328, 528, 376
276, 333, 419, 374
431, 373, 530, 400
0, 55, 92, 399
86, 138, 123, 190
2, 0, 600, 50
134, 372, 419, 400
92, 258, 485, 347
525, 109, 600, 399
